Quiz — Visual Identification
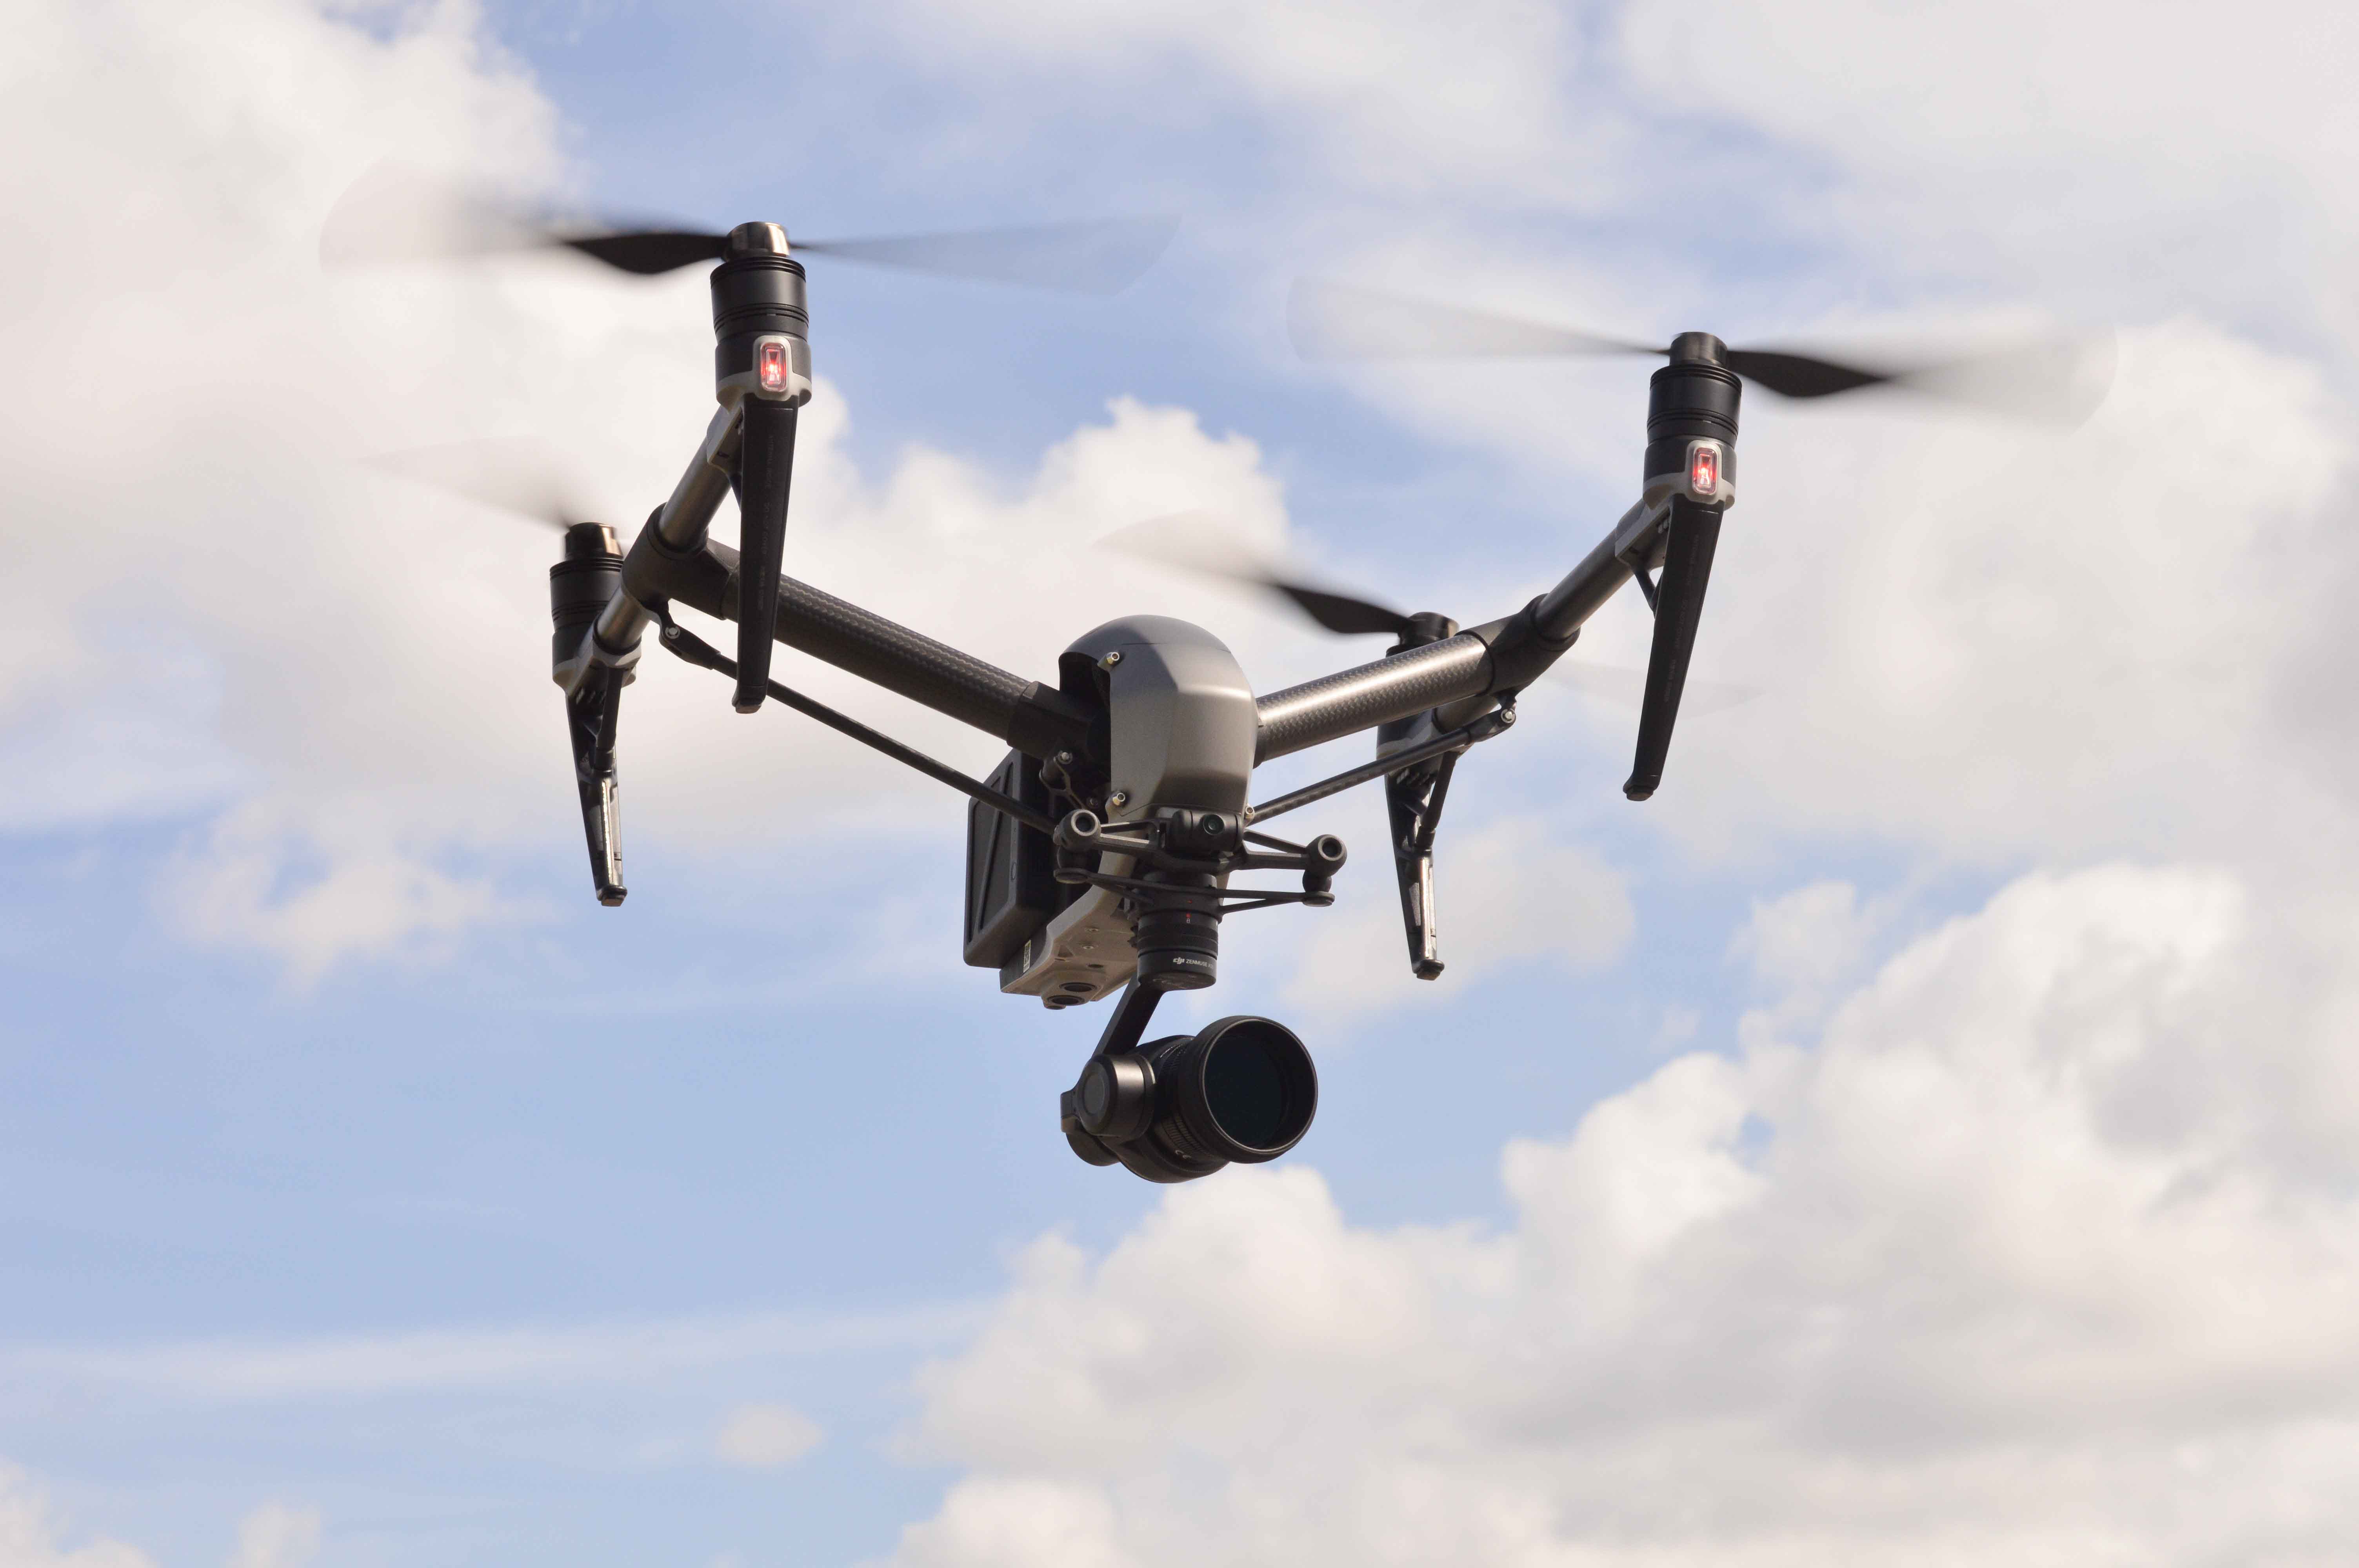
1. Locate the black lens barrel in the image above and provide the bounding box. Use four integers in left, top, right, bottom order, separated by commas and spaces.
1138, 1017, 1317, 1170
1132, 874, 1222, 990
1067, 1015, 1319, 1184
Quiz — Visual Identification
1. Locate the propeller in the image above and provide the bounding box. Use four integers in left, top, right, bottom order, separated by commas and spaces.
1288, 279, 2113, 419
322, 166, 1178, 294
365, 439, 596, 532
1097, 515, 1417, 638
1097, 514, 1758, 711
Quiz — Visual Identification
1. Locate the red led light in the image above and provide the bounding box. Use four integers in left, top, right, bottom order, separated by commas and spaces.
1689, 445, 1719, 496
758, 340, 790, 394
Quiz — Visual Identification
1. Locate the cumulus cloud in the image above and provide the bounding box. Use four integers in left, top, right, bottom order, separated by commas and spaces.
892, 861, 2359, 1564
876, 0, 2359, 881
892, 1479, 1137, 1568
0, 1481, 318, 1568
712, 1403, 823, 1468
0, 0, 1326, 976
0, 1465, 154, 1568
20, 4, 2359, 1561
1654, 316, 2359, 867
1282, 814, 1634, 1018
1618, 0, 2359, 327
1727, 878, 1896, 1034
874, 0, 1601, 200
224, 1505, 318, 1568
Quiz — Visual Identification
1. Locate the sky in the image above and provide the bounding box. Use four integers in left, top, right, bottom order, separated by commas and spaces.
4, 0, 2358, 1564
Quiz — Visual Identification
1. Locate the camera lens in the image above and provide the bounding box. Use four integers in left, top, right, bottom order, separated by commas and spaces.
1204, 1025, 1290, 1147
1196, 1019, 1314, 1156
1131, 875, 1220, 990
1143, 1016, 1316, 1167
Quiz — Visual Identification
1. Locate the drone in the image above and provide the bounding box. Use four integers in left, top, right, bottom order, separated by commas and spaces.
331, 181, 2094, 1185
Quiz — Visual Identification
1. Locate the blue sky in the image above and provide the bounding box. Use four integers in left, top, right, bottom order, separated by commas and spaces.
6, 2, 2359, 1566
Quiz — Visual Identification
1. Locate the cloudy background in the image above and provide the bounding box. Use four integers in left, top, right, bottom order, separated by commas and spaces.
3, 0, 2355, 1563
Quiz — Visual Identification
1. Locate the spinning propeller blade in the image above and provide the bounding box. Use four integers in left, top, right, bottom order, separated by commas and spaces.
1266, 583, 1419, 639
1290, 279, 1657, 362
323, 167, 1176, 291
1288, 278, 2112, 417
793, 218, 1180, 295
1098, 514, 1757, 710
559, 230, 728, 275
365, 439, 592, 531
1098, 515, 1415, 638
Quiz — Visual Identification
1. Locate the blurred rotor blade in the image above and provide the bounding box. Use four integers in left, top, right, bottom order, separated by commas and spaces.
559, 230, 727, 275
1730, 331, 2116, 421
794, 216, 1179, 294
1289, 279, 1659, 362
321, 164, 723, 276
365, 439, 589, 530
1285, 267, 2116, 423
1098, 513, 1414, 637
1551, 660, 1760, 715
1885, 331, 2118, 424
1722, 348, 1896, 399
1268, 583, 1418, 638
324, 167, 1179, 289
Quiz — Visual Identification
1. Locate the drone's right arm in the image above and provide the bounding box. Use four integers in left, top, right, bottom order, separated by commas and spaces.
1247, 494, 1663, 764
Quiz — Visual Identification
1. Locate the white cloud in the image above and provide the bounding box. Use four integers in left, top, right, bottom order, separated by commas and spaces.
875, 0, 1599, 200
0, 1303, 975, 1405
1648, 316, 2358, 867
224, 1505, 317, 1568
11, 1, 2359, 1563
891, 860, 2359, 1564
1618, 0, 2359, 316
27, 0, 2350, 979
892, 1479, 1138, 1568
861, 0, 2359, 883
0, 1465, 154, 1568
0, 1479, 319, 1568
1727, 878, 1902, 1038
0, 0, 1330, 975
712, 1404, 823, 1468
1731, 880, 1879, 996
1283, 814, 1634, 1018
1307, 308, 2359, 878
156, 797, 524, 984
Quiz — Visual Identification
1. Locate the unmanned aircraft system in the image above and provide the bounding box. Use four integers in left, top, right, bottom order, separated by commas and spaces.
329, 182, 2098, 1186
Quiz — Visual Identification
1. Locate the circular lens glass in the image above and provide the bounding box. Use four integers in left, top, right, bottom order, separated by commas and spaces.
1203, 1024, 1298, 1150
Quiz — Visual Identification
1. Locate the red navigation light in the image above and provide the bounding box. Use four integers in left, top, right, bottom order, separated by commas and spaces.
758, 340, 791, 394
1689, 445, 1719, 497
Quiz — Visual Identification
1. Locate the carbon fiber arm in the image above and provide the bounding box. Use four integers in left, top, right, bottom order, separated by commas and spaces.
630, 534, 1093, 760
1249, 500, 1656, 761
1252, 635, 1492, 763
